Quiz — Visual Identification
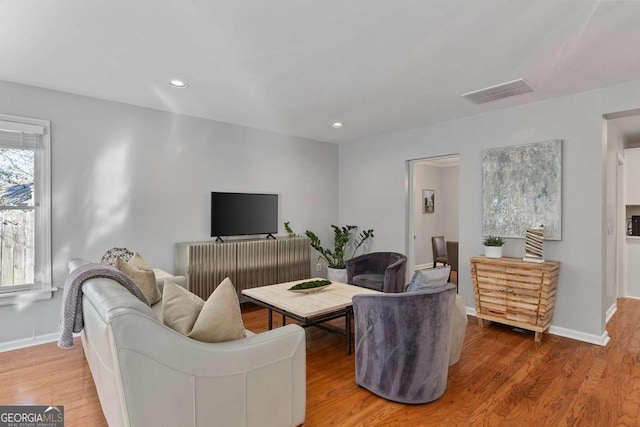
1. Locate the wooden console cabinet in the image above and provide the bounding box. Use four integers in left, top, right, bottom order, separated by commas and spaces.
176, 237, 310, 300
470, 256, 560, 342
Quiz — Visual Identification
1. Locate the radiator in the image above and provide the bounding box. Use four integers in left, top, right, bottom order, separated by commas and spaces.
176, 237, 310, 300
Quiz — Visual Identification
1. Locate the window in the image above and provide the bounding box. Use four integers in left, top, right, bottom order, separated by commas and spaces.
0, 114, 51, 295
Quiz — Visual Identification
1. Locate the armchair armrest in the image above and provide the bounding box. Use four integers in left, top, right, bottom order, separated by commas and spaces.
346, 255, 369, 283
382, 256, 407, 293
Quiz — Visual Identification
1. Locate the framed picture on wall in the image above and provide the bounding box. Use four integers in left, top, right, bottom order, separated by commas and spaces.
423, 189, 434, 214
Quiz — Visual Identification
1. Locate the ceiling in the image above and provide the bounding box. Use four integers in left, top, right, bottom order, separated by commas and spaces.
2, 1, 640, 144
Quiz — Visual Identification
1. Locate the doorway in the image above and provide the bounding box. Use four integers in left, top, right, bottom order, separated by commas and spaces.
406, 154, 460, 280
603, 109, 640, 314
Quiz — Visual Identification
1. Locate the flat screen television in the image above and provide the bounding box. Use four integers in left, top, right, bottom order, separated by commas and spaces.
211, 192, 278, 239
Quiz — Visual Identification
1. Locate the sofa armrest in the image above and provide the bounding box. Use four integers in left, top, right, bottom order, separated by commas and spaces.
109, 311, 305, 427
152, 268, 187, 290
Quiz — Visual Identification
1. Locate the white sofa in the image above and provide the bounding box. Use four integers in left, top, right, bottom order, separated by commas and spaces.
71, 259, 306, 427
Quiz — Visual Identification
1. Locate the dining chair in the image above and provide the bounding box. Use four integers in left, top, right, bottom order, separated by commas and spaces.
431, 236, 448, 268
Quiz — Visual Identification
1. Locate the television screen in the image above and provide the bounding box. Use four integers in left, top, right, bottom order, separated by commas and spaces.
211, 192, 278, 238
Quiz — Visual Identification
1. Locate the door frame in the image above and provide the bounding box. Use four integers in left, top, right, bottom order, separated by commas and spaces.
405, 154, 460, 275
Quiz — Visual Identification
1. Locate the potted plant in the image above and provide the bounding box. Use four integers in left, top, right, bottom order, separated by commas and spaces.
285, 222, 374, 282
483, 236, 506, 258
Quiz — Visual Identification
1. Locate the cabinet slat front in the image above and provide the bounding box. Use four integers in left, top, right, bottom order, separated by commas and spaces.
470, 256, 560, 342
176, 237, 311, 300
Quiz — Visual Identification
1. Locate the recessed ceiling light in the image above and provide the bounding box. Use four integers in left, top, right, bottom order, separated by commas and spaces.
169, 80, 188, 88
332, 122, 343, 129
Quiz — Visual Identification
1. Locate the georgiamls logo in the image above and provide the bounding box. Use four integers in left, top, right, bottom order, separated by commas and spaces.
0, 405, 64, 426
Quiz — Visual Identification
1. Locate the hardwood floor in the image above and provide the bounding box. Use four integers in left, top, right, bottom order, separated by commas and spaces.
2, 299, 640, 426
0, 336, 106, 426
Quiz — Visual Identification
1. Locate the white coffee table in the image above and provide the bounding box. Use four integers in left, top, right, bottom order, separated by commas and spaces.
242, 278, 380, 355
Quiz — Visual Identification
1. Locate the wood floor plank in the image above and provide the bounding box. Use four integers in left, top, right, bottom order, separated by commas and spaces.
0, 340, 106, 427
2, 298, 640, 426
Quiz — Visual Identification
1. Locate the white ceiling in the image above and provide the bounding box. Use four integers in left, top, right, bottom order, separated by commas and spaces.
2, 1, 640, 144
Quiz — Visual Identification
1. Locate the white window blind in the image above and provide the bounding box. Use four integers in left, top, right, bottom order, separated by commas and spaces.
0, 120, 43, 148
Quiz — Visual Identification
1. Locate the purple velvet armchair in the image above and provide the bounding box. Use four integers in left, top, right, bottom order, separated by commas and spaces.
345, 252, 407, 293
352, 283, 456, 403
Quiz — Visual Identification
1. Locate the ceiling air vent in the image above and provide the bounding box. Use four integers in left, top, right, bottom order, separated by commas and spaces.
461, 79, 534, 104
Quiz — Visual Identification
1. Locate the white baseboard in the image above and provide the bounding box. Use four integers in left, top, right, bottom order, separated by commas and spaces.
606, 302, 617, 324
548, 326, 610, 347
0, 332, 60, 353
465, 305, 610, 347
414, 263, 431, 271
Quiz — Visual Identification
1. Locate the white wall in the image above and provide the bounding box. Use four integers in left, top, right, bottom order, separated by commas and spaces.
413, 164, 459, 267
439, 166, 459, 241
340, 78, 640, 342
0, 80, 339, 347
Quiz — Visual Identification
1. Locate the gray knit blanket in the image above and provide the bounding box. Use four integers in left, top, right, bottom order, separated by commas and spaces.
58, 263, 149, 349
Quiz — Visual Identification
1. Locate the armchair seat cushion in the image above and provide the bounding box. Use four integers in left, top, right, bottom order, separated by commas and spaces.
352, 274, 385, 291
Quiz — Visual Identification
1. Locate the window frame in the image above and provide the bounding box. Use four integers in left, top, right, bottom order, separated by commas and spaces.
0, 113, 53, 303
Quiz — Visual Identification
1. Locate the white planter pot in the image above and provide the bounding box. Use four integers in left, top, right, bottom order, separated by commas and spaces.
484, 245, 503, 258
327, 267, 348, 283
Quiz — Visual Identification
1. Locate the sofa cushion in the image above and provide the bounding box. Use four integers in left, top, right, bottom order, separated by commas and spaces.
406, 266, 451, 292
153, 268, 186, 291
116, 254, 161, 305
353, 274, 385, 291
162, 278, 246, 343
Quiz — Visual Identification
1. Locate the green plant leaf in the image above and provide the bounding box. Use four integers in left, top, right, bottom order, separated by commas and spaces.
483, 235, 506, 246
303, 224, 375, 269
284, 221, 297, 237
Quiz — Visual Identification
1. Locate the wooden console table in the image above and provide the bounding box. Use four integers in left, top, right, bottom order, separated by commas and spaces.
470, 256, 560, 342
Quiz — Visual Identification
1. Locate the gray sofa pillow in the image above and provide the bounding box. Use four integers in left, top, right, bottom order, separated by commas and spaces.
406, 265, 451, 292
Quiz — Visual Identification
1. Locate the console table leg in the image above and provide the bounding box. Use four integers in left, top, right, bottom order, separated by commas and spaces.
282, 314, 286, 326
346, 309, 352, 356
477, 318, 485, 328
268, 309, 273, 330
534, 331, 542, 342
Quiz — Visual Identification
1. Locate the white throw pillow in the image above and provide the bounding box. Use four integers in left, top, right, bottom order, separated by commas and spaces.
406, 265, 451, 292
162, 280, 205, 335
188, 278, 246, 343
162, 278, 246, 343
